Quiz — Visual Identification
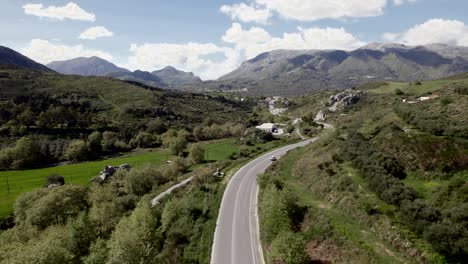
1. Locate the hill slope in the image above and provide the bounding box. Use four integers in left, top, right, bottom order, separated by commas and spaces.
258, 76, 468, 263
201, 43, 468, 96
107, 70, 167, 88
0, 46, 50, 71
152, 66, 202, 87
47, 56, 130, 76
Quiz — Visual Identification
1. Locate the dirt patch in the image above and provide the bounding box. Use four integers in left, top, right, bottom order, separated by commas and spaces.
306, 239, 356, 264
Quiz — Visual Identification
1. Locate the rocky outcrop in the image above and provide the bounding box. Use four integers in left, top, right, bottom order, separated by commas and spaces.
92, 164, 131, 183
328, 89, 366, 112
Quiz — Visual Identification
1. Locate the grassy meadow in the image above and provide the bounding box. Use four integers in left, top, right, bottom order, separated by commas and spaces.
0, 139, 240, 217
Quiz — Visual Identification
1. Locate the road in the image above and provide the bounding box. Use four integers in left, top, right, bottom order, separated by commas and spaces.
151, 176, 193, 207
210, 137, 319, 264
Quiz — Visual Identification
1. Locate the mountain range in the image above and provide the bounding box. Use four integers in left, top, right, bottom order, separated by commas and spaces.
198, 43, 468, 95
1, 43, 468, 95
47, 57, 201, 89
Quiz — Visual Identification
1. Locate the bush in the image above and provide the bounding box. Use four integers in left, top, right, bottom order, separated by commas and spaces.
124, 166, 169, 196
65, 140, 90, 162
14, 185, 88, 229
131, 131, 158, 148
395, 88, 404, 95
189, 143, 205, 164
44, 174, 65, 187
270, 231, 309, 264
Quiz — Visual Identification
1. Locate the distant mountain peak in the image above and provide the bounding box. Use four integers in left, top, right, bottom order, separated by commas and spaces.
47, 56, 129, 76
152, 66, 201, 86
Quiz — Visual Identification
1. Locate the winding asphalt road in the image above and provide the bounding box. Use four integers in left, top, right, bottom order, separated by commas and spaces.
210, 137, 319, 264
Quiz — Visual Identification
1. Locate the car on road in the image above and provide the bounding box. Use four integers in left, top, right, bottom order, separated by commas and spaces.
269, 156, 277, 161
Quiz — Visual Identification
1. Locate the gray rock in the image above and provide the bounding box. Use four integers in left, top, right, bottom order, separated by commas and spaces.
328, 89, 366, 112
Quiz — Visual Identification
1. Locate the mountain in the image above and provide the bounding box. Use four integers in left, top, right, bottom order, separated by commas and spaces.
47, 56, 130, 76
203, 43, 468, 96
152, 66, 202, 87
107, 70, 167, 88
0, 46, 50, 71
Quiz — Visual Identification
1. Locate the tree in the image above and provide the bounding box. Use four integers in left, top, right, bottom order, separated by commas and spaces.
12, 137, 40, 169
88, 184, 126, 237
189, 143, 205, 164
82, 238, 109, 264
169, 136, 187, 155
270, 231, 308, 264
107, 202, 162, 264
124, 166, 169, 196
146, 118, 166, 134
88, 131, 102, 154
14, 185, 88, 229
65, 140, 90, 162
132, 131, 156, 148
102, 131, 117, 152
67, 212, 96, 261
192, 126, 203, 141
395, 88, 404, 95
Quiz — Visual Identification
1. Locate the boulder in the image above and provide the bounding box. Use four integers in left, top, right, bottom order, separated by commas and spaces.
328, 89, 366, 112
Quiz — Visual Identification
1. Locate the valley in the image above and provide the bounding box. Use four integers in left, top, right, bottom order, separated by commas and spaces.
0, 38, 467, 264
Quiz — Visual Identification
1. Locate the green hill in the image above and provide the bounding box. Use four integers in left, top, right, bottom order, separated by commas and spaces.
259, 76, 468, 263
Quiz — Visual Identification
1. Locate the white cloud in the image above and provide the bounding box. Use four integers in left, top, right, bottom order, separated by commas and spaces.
220, 3, 272, 25
23, 2, 95, 22
223, 23, 365, 58
126, 42, 242, 80
383, 19, 468, 46
126, 23, 364, 80
22, 39, 113, 64
221, 0, 421, 23
393, 0, 418, 6
79, 26, 114, 40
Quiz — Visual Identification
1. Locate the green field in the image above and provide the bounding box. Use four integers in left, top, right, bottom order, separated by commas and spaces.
0, 139, 240, 217
202, 138, 239, 161
369, 79, 467, 95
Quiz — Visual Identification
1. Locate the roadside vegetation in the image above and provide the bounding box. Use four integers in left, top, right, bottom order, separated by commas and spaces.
259, 76, 468, 263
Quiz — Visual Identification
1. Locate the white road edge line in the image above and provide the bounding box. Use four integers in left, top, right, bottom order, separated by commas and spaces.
249, 178, 257, 264
255, 184, 266, 264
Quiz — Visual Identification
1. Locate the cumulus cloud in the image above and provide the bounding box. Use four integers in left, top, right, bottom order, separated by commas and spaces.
126, 42, 242, 80
23, 2, 95, 22
220, 3, 272, 25
220, 0, 388, 23
79, 26, 114, 40
223, 23, 365, 58
383, 19, 468, 46
126, 23, 364, 80
22, 39, 113, 64
393, 0, 418, 6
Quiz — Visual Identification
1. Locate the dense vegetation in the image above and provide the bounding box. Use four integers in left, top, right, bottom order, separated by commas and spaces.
0, 65, 253, 169
259, 77, 468, 263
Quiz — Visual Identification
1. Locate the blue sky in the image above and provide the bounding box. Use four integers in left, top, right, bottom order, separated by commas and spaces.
1, 0, 467, 79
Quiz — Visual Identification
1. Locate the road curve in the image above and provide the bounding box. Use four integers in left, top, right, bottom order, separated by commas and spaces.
211, 138, 319, 264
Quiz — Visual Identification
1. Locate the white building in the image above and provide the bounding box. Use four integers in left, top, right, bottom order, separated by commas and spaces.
256, 123, 276, 133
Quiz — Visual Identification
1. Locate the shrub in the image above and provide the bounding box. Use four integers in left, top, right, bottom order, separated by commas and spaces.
44, 174, 65, 188
270, 231, 309, 264
65, 140, 90, 162
189, 143, 205, 164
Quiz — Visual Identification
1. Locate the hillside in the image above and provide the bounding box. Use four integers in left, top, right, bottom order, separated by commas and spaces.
152, 66, 202, 87
197, 43, 468, 96
107, 70, 167, 88
47, 56, 130, 76
0, 65, 252, 171
258, 75, 468, 263
0, 46, 50, 71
